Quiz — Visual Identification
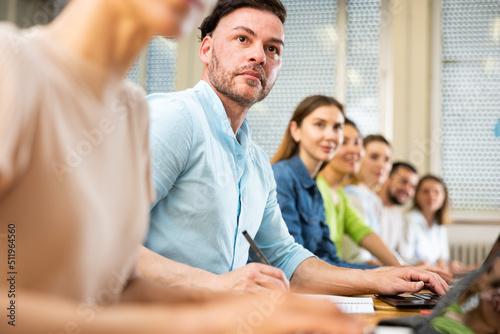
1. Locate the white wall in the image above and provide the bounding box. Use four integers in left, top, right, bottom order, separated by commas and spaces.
448, 225, 500, 245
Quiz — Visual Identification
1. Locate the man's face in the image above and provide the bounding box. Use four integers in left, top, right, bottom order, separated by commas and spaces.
201, 7, 284, 108
387, 167, 418, 205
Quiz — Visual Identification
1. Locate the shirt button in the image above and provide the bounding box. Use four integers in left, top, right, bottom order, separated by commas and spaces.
237, 154, 243, 160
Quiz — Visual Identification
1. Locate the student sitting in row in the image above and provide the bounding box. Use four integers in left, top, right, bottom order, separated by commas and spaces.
317, 118, 401, 266
271, 96, 401, 269
139, 0, 449, 300
342, 134, 394, 264
404, 175, 476, 274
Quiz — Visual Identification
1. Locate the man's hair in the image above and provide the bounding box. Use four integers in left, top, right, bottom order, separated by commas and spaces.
199, 0, 287, 40
390, 161, 417, 176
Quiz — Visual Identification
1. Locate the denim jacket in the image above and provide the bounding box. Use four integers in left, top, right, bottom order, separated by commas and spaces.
272, 155, 376, 269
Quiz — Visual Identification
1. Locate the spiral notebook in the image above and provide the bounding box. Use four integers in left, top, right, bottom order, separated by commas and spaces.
299, 294, 375, 314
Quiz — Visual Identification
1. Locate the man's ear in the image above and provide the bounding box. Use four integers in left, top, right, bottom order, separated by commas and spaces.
199, 36, 213, 65
289, 121, 301, 143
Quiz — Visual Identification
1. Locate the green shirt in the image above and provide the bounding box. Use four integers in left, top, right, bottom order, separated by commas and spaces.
317, 176, 373, 259
431, 303, 475, 334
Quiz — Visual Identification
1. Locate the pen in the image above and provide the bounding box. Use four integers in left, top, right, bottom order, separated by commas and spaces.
242, 230, 270, 265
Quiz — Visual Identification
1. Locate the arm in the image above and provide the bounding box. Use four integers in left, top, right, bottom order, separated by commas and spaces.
3, 287, 364, 334
0, 28, 37, 193
359, 232, 401, 266
289, 257, 449, 296
138, 246, 290, 292
342, 192, 396, 265
271, 164, 306, 246
272, 165, 373, 270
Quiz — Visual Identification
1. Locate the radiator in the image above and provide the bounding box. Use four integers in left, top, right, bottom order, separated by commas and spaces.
449, 242, 492, 266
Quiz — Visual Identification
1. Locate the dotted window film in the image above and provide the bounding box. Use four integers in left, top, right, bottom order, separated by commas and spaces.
344, 0, 381, 137
440, 0, 500, 212
127, 37, 177, 95
146, 37, 177, 94
247, 0, 338, 158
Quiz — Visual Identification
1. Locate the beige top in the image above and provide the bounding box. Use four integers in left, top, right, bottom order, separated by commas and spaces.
0, 24, 154, 304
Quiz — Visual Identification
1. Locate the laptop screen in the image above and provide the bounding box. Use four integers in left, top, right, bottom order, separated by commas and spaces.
430, 252, 500, 333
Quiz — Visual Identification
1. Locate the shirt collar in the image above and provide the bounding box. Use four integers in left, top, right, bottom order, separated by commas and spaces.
289, 154, 316, 189
194, 80, 252, 155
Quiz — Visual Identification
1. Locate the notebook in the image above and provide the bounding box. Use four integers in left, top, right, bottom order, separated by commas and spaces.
376, 250, 500, 334
299, 294, 375, 314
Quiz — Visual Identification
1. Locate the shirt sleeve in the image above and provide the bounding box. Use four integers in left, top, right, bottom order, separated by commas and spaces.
402, 212, 419, 265
441, 226, 450, 262
0, 26, 36, 195
254, 167, 315, 280
272, 164, 306, 246
147, 94, 194, 209
344, 189, 369, 222
342, 187, 375, 263
316, 176, 338, 242
272, 166, 376, 270
314, 218, 377, 269
342, 193, 373, 244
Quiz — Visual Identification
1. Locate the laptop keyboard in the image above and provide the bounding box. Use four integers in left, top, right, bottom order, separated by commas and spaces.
410, 293, 441, 301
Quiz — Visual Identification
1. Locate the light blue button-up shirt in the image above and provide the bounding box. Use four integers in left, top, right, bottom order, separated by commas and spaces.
144, 80, 314, 279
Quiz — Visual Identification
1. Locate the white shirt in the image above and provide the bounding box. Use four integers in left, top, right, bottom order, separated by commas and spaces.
380, 205, 410, 264
403, 209, 450, 265
343, 184, 385, 263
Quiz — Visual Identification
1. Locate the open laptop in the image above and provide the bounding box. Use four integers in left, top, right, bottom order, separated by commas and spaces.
375, 233, 500, 309
375, 250, 500, 334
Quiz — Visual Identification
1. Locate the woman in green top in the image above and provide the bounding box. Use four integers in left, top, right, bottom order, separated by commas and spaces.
317, 118, 400, 266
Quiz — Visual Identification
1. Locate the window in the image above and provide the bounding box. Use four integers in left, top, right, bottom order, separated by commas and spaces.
436, 0, 500, 214
128, 38, 177, 95
248, 0, 384, 158
48, 0, 178, 95
247, 0, 338, 156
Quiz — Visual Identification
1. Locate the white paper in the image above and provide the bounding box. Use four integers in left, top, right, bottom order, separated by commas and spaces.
299, 294, 375, 314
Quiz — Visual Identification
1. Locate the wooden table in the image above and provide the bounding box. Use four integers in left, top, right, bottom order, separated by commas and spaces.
358, 295, 423, 330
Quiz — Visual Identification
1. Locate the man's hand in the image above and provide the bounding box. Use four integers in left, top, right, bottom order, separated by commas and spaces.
370, 266, 450, 296
218, 262, 290, 292
414, 263, 453, 283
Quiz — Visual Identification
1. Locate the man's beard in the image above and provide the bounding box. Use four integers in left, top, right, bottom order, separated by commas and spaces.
208, 48, 272, 108
387, 187, 405, 205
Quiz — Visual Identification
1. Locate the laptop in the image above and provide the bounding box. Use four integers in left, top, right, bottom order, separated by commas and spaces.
375, 233, 500, 309
375, 250, 500, 334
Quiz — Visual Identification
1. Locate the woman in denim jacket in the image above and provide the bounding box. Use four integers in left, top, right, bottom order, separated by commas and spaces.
271, 95, 377, 269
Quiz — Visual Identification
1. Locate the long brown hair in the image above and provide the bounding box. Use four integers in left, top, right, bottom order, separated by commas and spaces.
271, 95, 344, 164
413, 174, 452, 225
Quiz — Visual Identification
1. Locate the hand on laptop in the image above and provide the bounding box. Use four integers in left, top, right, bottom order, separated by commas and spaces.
218, 262, 290, 292
370, 266, 449, 296
414, 263, 453, 283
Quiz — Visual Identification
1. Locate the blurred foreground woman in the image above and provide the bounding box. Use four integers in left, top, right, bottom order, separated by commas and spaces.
0, 0, 363, 333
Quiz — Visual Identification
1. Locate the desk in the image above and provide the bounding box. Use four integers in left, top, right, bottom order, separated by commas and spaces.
359, 296, 422, 329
